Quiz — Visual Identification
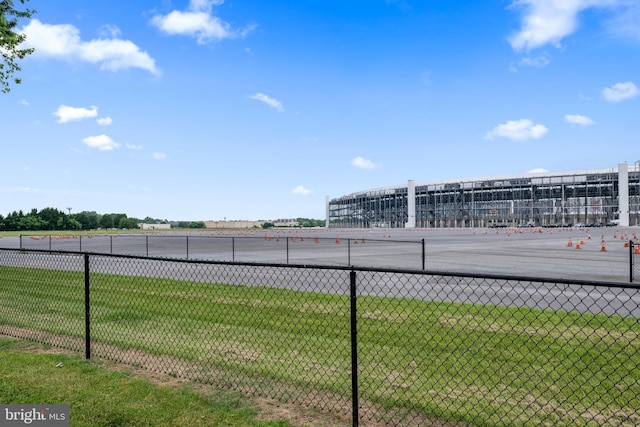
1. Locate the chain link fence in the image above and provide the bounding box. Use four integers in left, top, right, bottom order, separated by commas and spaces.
1, 248, 639, 426
10, 234, 426, 270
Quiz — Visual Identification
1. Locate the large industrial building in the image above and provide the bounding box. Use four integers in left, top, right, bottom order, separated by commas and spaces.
327, 162, 640, 229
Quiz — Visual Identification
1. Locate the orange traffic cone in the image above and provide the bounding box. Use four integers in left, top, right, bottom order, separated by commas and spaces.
567, 238, 573, 247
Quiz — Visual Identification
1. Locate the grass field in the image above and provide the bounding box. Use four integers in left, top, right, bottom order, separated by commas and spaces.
1, 263, 639, 425
0, 338, 297, 427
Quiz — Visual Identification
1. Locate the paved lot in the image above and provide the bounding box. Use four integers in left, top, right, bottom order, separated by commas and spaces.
2, 227, 639, 316
1, 226, 638, 282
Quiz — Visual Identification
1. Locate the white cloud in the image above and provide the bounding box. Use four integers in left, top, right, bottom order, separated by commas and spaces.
21, 19, 158, 74
564, 114, 594, 126
97, 116, 113, 126
602, 81, 639, 102
485, 119, 548, 141
351, 157, 381, 170
603, 1, 640, 42
517, 53, 551, 68
528, 168, 549, 173
151, 0, 255, 44
249, 93, 284, 112
292, 185, 312, 196
82, 134, 120, 151
19, 99, 29, 106
98, 24, 122, 39
508, 0, 615, 51
153, 152, 167, 160
54, 105, 98, 123
126, 143, 143, 150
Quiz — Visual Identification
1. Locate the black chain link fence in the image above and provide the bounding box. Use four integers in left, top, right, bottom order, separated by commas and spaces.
1, 247, 639, 426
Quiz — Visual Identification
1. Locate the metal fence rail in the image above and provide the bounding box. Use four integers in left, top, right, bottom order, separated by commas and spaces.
1, 248, 639, 426
10, 234, 426, 270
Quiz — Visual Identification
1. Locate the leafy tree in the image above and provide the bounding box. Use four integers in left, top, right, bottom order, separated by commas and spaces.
99, 214, 114, 229
297, 218, 325, 227
17, 213, 45, 230
261, 222, 274, 229
0, 0, 35, 93
74, 211, 99, 230
189, 221, 206, 229
118, 217, 139, 229
1, 210, 23, 230
57, 215, 81, 230
38, 207, 64, 229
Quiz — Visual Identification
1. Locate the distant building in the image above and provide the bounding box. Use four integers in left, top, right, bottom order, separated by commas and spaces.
328, 162, 640, 228
204, 220, 265, 229
139, 223, 172, 230
273, 218, 299, 227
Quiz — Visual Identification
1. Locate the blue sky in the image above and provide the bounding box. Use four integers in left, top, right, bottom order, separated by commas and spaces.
2, 0, 639, 221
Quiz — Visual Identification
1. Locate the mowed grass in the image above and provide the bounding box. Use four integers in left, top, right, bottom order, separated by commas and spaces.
0, 338, 292, 427
1, 264, 639, 426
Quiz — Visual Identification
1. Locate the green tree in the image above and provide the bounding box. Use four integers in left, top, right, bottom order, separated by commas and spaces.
189, 221, 206, 229
118, 217, 139, 229
38, 207, 63, 229
2, 210, 23, 230
99, 214, 114, 229
0, 0, 35, 93
18, 213, 45, 230
74, 211, 99, 230
112, 213, 127, 228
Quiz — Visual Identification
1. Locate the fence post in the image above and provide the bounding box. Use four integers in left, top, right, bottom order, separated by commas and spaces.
79, 235, 82, 252
286, 237, 289, 264
422, 238, 425, 270
84, 253, 91, 360
186, 235, 189, 259
350, 270, 359, 426
631, 241, 635, 283
348, 239, 351, 266
146, 235, 149, 257
232, 237, 235, 262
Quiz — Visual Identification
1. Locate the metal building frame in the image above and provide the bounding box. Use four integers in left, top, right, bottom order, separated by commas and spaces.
328, 163, 640, 229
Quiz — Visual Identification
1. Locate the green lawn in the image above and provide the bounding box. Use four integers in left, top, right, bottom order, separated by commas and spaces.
1, 264, 639, 426
0, 338, 296, 427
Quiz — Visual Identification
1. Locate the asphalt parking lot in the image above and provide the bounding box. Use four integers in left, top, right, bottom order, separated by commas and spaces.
2, 226, 638, 282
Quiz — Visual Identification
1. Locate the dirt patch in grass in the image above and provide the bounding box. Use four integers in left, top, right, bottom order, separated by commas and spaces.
1, 331, 463, 426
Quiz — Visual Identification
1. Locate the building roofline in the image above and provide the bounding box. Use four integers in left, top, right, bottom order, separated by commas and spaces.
334, 164, 638, 200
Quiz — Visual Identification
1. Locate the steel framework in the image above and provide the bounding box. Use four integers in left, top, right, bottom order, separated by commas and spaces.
329, 163, 640, 229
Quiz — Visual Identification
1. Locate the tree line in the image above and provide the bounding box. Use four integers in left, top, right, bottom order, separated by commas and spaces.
0, 208, 326, 232
0, 208, 145, 231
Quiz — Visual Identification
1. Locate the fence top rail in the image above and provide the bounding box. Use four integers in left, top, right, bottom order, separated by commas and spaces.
1, 247, 638, 292
10, 233, 424, 245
